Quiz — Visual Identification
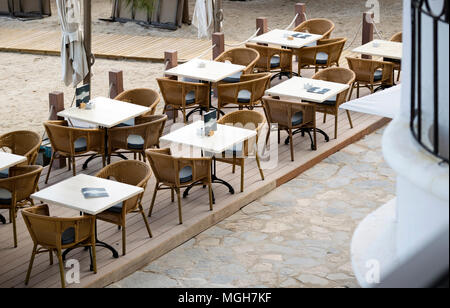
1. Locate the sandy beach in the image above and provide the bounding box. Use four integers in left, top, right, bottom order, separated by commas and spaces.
0, 0, 403, 136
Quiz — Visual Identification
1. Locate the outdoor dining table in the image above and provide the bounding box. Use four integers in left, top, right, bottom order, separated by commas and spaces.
265, 76, 350, 142
352, 39, 403, 60
0, 152, 27, 224
164, 58, 246, 119
31, 174, 144, 262
57, 96, 150, 168
160, 120, 257, 200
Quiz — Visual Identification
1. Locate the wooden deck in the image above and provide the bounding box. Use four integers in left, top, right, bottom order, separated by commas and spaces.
0, 107, 389, 288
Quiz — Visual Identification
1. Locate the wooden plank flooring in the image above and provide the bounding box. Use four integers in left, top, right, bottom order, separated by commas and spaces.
0, 106, 389, 288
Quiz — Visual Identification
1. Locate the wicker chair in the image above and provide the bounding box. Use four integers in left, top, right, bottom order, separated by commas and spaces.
95, 160, 152, 256
43, 121, 105, 184
294, 37, 347, 75
262, 96, 316, 161
157, 77, 210, 124
214, 48, 260, 83
22, 204, 96, 288
145, 148, 213, 225
386, 32, 402, 82
294, 18, 335, 40
0, 131, 41, 178
245, 43, 294, 80
108, 114, 167, 162
114, 88, 160, 116
216, 110, 265, 192
312, 67, 355, 139
346, 57, 395, 98
217, 73, 271, 116
0, 165, 43, 247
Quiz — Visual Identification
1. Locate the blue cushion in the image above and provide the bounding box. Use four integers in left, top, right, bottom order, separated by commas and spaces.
179, 166, 193, 184
185, 91, 196, 105
0, 188, 11, 205
270, 56, 281, 68
323, 95, 337, 105
223, 71, 242, 83
0, 168, 9, 179
316, 52, 328, 65
107, 202, 123, 214
292, 111, 304, 126
374, 70, 383, 82
74, 138, 87, 152
237, 90, 252, 104
116, 118, 135, 128
61, 227, 76, 245
127, 135, 145, 150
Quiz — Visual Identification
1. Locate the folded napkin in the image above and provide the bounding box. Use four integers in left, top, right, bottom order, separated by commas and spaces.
81, 188, 109, 199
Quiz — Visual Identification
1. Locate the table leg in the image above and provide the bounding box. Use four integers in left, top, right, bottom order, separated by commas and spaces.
0, 214, 6, 224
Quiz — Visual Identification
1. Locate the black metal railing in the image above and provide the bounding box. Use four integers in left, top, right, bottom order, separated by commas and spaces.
410, 0, 449, 163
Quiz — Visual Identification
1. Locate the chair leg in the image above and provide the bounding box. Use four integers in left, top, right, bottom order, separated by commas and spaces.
397, 70, 401, 82
323, 114, 327, 124
255, 153, 265, 181
45, 152, 56, 184
334, 115, 339, 139
170, 187, 174, 203
91, 243, 97, 274
25, 244, 38, 285
148, 182, 159, 217
67, 157, 71, 171
240, 161, 244, 193
175, 188, 183, 224
56, 249, 66, 288
102, 154, 106, 168
122, 225, 126, 256
208, 183, 213, 211
346, 110, 354, 129
12, 206, 17, 248
289, 129, 294, 161
49, 249, 54, 265
278, 128, 281, 144
349, 82, 355, 100
357, 82, 360, 98
72, 156, 76, 176
139, 204, 153, 238
134, 153, 137, 160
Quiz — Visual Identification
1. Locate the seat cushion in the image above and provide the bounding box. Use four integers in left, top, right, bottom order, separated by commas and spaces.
223, 71, 242, 83
270, 56, 281, 68
0, 168, 9, 179
61, 227, 76, 245
322, 95, 337, 105
185, 91, 196, 105
237, 90, 252, 104
182, 77, 200, 83
127, 135, 145, 150
179, 166, 193, 184
374, 70, 383, 82
107, 202, 123, 214
292, 111, 304, 126
0, 188, 11, 205
316, 52, 328, 65
74, 137, 87, 152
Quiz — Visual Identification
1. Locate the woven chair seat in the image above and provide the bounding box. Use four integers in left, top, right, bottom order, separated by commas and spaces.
0, 188, 11, 205
0, 168, 8, 179
292, 111, 305, 126
126, 135, 145, 150
223, 71, 242, 83
61, 227, 76, 245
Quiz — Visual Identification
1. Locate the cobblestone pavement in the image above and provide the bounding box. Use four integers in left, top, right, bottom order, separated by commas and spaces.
109, 127, 396, 288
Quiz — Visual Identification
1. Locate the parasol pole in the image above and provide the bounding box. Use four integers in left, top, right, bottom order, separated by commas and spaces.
83, 0, 92, 95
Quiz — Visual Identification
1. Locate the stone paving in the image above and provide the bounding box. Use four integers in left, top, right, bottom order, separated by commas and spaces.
108, 127, 396, 288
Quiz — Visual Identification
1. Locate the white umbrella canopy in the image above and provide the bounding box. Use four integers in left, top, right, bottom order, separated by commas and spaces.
56, 0, 89, 87
192, 0, 214, 38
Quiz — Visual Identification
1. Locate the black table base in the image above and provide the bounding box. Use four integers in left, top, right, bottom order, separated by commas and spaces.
270, 71, 299, 82
284, 127, 330, 149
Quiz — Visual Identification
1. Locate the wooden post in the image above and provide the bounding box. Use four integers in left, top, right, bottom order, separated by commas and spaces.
48, 92, 66, 169
212, 32, 225, 60
256, 17, 268, 36
83, 0, 92, 97
362, 11, 374, 59
164, 50, 178, 120
295, 3, 307, 27
213, 0, 223, 33
108, 70, 124, 99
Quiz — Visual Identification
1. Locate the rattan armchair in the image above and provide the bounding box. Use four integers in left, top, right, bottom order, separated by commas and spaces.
108, 114, 167, 162
217, 73, 271, 115
346, 57, 395, 98
312, 67, 355, 139
145, 148, 213, 225
114, 88, 160, 117
43, 120, 105, 184
95, 160, 152, 256
262, 96, 317, 161
157, 77, 210, 124
0, 165, 43, 247
294, 37, 347, 75
214, 48, 260, 82
0, 131, 41, 178
245, 43, 294, 80
294, 18, 335, 40
386, 32, 402, 82
216, 110, 265, 192
22, 204, 96, 288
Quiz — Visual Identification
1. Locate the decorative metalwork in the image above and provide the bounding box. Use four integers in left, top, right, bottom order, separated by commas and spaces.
410, 0, 449, 163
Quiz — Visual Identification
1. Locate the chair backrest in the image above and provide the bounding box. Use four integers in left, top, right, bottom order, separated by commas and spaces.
262, 96, 316, 129
0, 130, 42, 165
390, 32, 402, 42
214, 48, 260, 74
245, 43, 293, 72
218, 73, 271, 106
316, 37, 347, 65
217, 110, 266, 155
346, 57, 394, 84
312, 67, 355, 105
114, 88, 160, 116
44, 120, 104, 155
157, 78, 209, 108
22, 204, 94, 248
0, 165, 43, 205
294, 18, 335, 39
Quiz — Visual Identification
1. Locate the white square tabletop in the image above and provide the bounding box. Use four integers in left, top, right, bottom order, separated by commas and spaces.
164, 59, 246, 83
265, 77, 349, 103
31, 174, 144, 216
249, 29, 323, 49
0, 152, 27, 171
352, 40, 403, 60
57, 97, 150, 128
161, 121, 257, 154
